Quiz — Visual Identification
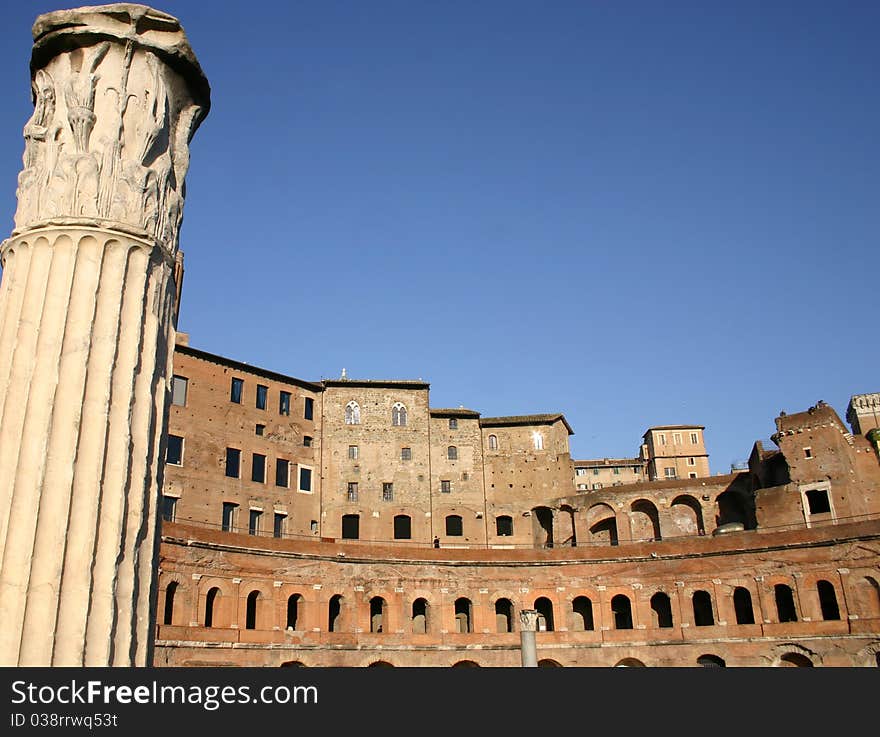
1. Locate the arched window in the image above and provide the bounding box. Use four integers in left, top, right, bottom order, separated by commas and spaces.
445, 515, 463, 536
650, 592, 673, 629
535, 597, 555, 632
572, 596, 594, 631
246, 590, 260, 630
532, 431, 544, 451
447, 445, 458, 460
391, 402, 407, 426
488, 434, 498, 450
611, 594, 633, 630
454, 598, 472, 633
733, 587, 755, 625
496, 515, 513, 536
697, 654, 726, 668
287, 594, 301, 630
775, 584, 798, 622
204, 587, 220, 628
163, 581, 178, 626
817, 580, 841, 621
692, 590, 714, 626
345, 401, 360, 425
495, 598, 513, 633
370, 597, 386, 633
328, 594, 343, 632
412, 598, 428, 634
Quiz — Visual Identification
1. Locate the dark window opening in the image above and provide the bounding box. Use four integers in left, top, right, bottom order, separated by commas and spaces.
166, 434, 183, 465
817, 580, 841, 621
693, 590, 715, 626
733, 587, 755, 625
303, 435, 313, 447
342, 514, 359, 540
286, 594, 301, 629
806, 489, 831, 515
495, 598, 513, 633
383, 482, 394, 502
775, 584, 798, 622
251, 453, 266, 483
273, 513, 286, 539
221, 502, 237, 532
496, 515, 513, 536
204, 587, 219, 628
412, 598, 428, 634
535, 597, 554, 632
697, 654, 726, 668
454, 598, 472, 633
299, 467, 312, 492
445, 515, 463, 536
370, 597, 386, 633
651, 592, 673, 628
440, 480, 451, 494
611, 594, 633, 630
401, 447, 412, 461
161, 495, 177, 523
256, 384, 268, 410
304, 397, 314, 421
347, 482, 358, 502
225, 448, 240, 478
246, 591, 259, 629
248, 509, 261, 535
328, 595, 343, 632
449, 418, 458, 430
230, 377, 243, 404
394, 514, 411, 540
163, 581, 177, 625
279, 390, 291, 415
572, 596, 594, 631
275, 458, 289, 487
447, 446, 458, 460
255, 424, 265, 436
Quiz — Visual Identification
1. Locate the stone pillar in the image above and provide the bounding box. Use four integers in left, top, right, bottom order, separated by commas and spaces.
0, 4, 209, 666
520, 609, 538, 667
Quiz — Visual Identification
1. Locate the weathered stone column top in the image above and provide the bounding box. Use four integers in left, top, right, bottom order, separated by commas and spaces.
14, 3, 210, 253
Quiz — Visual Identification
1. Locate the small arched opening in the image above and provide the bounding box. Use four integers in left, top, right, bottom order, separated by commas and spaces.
534, 597, 555, 632
495, 598, 513, 633
572, 596, 594, 631
454, 597, 473, 633
650, 592, 673, 629
611, 594, 633, 630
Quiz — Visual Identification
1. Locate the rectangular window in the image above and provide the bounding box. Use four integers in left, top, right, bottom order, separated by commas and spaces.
658, 433, 667, 445
348, 445, 359, 460
673, 432, 682, 444
225, 448, 241, 478
664, 467, 676, 479
347, 482, 358, 502
230, 377, 243, 404
342, 514, 359, 540
440, 480, 451, 494
255, 424, 265, 436
593, 469, 600, 476
222, 502, 237, 532
576, 468, 586, 476
449, 418, 458, 429
577, 483, 588, 490
248, 509, 261, 536
688, 472, 698, 479
804, 447, 813, 459
382, 482, 393, 502
256, 384, 268, 410
303, 435, 313, 447
166, 434, 184, 465
251, 453, 266, 483
592, 483, 602, 490
279, 390, 291, 416
690, 432, 699, 444
613, 467, 620, 475
276, 458, 289, 487
401, 447, 412, 461
304, 397, 314, 421
687, 457, 696, 466
299, 466, 312, 493
161, 495, 177, 523
171, 375, 188, 406
273, 513, 286, 539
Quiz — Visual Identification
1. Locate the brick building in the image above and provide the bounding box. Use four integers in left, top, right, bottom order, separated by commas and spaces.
155, 339, 880, 667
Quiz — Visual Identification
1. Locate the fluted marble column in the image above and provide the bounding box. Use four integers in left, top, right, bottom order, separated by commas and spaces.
0, 4, 209, 666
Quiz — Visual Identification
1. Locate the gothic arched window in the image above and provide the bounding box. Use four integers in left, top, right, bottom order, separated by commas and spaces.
392, 402, 407, 426
345, 401, 360, 425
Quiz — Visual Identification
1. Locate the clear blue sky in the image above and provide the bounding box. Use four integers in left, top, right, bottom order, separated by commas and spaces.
0, 1, 877, 471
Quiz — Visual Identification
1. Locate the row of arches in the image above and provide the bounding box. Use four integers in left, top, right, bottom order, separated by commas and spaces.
531, 491, 753, 548
163, 576, 873, 633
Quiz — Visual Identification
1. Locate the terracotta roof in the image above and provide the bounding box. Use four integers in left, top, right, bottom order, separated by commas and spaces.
481, 414, 574, 435
430, 408, 481, 418
643, 425, 705, 436
322, 379, 430, 390
174, 344, 322, 392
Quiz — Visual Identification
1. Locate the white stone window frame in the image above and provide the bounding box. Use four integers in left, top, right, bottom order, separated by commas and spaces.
803, 447, 813, 459
799, 482, 835, 528
297, 463, 315, 494
166, 434, 185, 466
345, 400, 361, 425
391, 402, 407, 427
673, 432, 682, 445
532, 431, 544, 451
690, 432, 699, 444
687, 456, 696, 467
